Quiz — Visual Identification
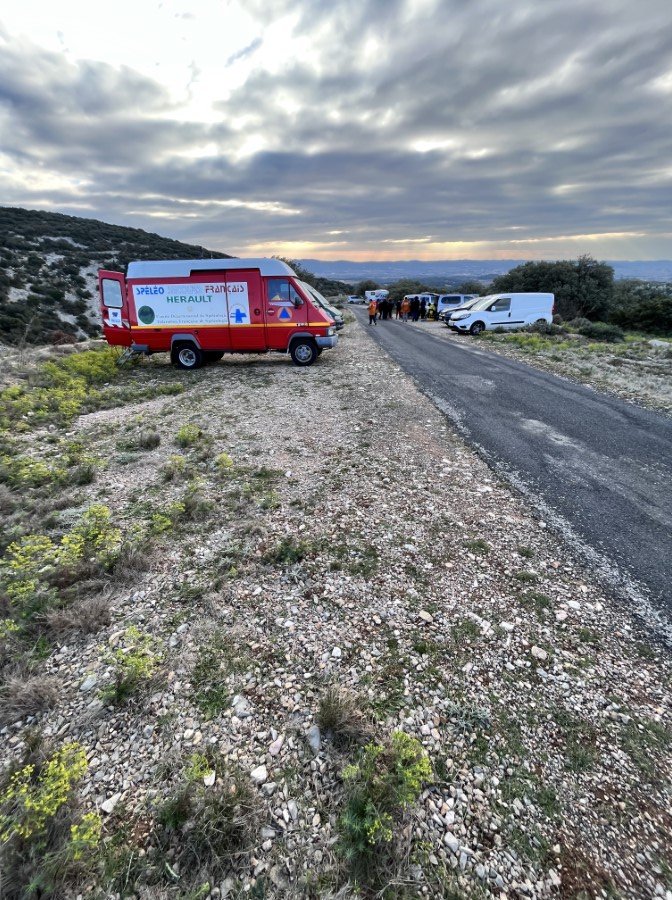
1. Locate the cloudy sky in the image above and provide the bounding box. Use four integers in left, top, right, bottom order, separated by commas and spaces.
1, 0, 671, 260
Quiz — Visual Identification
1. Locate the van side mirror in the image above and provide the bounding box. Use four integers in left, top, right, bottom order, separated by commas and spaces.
293, 297, 303, 308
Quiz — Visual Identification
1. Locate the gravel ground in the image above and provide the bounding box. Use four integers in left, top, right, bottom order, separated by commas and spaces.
2, 322, 672, 899
401, 318, 672, 416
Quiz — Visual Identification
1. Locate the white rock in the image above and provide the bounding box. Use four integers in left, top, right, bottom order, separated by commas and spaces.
307, 724, 321, 753
79, 674, 98, 692
203, 771, 216, 787
269, 735, 284, 756
101, 792, 121, 814
500, 622, 515, 632
250, 765, 268, 785
419, 610, 434, 624
444, 833, 460, 854
567, 600, 581, 611
531, 646, 548, 661
331, 647, 342, 658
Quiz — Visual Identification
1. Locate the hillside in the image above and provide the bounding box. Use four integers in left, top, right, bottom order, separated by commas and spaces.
0, 208, 352, 348
0, 206, 230, 346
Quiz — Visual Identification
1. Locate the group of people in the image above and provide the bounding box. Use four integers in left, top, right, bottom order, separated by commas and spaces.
367, 295, 436, 325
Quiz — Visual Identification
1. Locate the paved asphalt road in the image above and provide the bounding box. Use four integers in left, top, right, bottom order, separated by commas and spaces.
353, 309, 672, 626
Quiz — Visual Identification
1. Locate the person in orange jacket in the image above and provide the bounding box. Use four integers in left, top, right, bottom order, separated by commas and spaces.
368, 298, 378, 325
400, 297, 411, 322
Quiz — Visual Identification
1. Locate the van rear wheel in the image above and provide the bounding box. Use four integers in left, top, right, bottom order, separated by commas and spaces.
290, 339, 318, 366
470, 321, 485, 335
172, 343, 204, 370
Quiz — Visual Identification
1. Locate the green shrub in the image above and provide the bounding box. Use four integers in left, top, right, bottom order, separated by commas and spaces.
577, 321, 625, 342
0, 739, 102, 897
340, 731, 431, 869
175, 425, 204, 448
102, 626, 162, 704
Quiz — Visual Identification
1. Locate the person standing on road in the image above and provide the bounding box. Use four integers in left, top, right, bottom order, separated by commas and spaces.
400, 297, 410, 322
411, 296, 420, 322
368, 298, 378, 325
420, 297, 427, 320
395, 299, 402, 319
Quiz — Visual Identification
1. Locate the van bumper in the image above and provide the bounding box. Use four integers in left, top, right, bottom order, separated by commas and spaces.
316, 335, 338, 349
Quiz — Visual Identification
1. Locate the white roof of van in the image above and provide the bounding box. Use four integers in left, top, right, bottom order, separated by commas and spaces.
126, 258, 295, 279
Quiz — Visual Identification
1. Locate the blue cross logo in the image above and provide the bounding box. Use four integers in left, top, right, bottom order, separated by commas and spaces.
231, 307, 247, 324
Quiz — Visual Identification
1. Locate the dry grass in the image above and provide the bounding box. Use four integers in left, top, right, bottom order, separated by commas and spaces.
317, 685, 373, 749
0, 675, 59, 724
46, 596, 112, 635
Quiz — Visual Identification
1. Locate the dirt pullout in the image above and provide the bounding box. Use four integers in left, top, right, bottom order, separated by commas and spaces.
2, 322, 671, 899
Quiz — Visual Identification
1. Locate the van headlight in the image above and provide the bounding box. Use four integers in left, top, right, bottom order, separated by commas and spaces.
452, 313, 470, 321
327, 327, 335, 336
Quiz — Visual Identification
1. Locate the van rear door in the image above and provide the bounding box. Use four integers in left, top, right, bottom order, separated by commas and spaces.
99, 270, 130, 346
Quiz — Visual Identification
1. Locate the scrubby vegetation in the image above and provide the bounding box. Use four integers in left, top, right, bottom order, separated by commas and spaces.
0, 205, 230, 346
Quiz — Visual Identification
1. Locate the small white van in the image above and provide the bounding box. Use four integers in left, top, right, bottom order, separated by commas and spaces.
436, 293, 478, 320
449, 293, 554, 335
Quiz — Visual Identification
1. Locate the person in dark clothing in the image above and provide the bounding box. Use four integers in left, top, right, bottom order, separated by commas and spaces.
395, 299, 402, 318
420, 298, 427, 320
411, 296, 420, 322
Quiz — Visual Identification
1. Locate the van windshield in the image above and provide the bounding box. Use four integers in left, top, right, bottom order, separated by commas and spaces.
300, 281, 338, 318
468, 295, 495, 311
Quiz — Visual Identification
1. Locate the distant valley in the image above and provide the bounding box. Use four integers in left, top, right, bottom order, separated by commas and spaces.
299, 257, 672, 286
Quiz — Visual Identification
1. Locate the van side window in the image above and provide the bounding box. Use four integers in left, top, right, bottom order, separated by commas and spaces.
489, 298, 511, 312
267, 278, 302, 305
102, 279, 123, 308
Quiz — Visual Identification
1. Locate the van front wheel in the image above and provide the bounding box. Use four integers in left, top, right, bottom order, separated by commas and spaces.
290, 339, 318, 366
172, 343, 204, 370
470, 321, 485, 335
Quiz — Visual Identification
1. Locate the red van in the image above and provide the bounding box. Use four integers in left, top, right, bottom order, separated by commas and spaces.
98, 258, 338, 368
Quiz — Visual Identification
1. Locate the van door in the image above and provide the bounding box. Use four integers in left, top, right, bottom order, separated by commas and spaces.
487, 297, 520, 329
227, 269, 264, 352
98, 270, 131, 346
263, 277, 309, 350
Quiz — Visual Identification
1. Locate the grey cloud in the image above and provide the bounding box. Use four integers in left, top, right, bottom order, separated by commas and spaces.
2, 0, 671, 256
226, 38, 262, 67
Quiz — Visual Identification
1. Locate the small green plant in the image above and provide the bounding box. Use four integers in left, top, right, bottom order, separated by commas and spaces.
214, 452, 234, 474
264, 536, 310, 566
155, 761, 258, 889
464, 538, 490, 555
150, 501, 186, 534
339, 731, 432, 876
103, 626, 162, 704
515, 570, 539, 583
175, 424, 204, 448
517, 545, 534, 558
0, 739, 102, 895
161, 453, 187, 480
191, 632, 247, 717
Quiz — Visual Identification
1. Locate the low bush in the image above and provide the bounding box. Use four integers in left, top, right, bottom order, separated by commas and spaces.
339, 731, 431, 884
175, 425, 204, 448
577, 321, 625, 343
116, 429, 161, 452
0, 737, 102, 898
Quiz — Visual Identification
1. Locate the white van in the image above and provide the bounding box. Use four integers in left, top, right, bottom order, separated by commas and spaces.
449, 293, 554, 335
436, 293, 478, 320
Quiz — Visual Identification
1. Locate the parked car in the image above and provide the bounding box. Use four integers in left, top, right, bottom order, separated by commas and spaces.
449, 293, 555, 335
441, 297, 480, 324
436, 293, 479, 320
347, 295, 364, 304
301, 282, 344, 329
